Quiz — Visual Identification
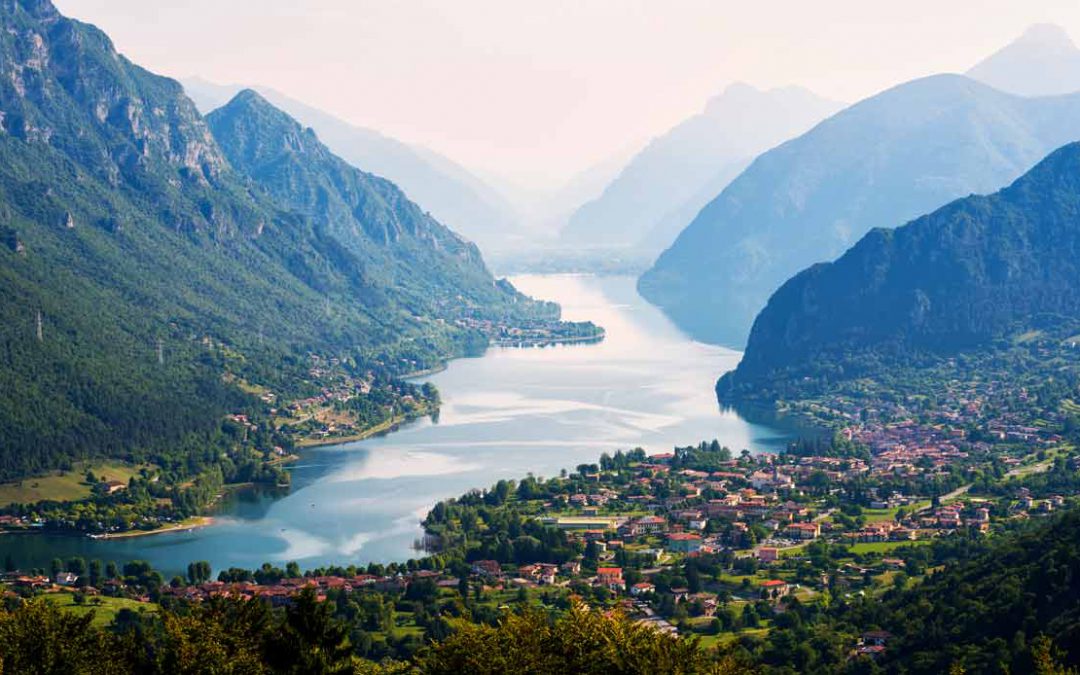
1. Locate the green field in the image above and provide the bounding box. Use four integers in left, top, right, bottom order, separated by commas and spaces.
862, 500, 931, 523
699, 626, 770, 649
0, 461, 150, 507
777, 544, 810, 558
847, 540, 932, 554
1059, 398, 1080, 416
43, 593, 157, 628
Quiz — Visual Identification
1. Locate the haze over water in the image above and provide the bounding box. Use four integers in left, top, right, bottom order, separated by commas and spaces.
0, 275, 791, 574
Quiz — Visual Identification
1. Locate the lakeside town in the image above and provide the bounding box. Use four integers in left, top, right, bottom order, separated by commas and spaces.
6, 406, 1075, 663
3, 333, 1080, 664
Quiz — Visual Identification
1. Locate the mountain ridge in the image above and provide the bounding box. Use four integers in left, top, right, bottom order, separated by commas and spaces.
560, 82, 842, 255
968, 23, 1080, 96
640, 73, 1080, 348
182, 77, 523, 252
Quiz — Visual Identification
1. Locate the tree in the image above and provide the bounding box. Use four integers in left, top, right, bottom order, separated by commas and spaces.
89, 559, 103, 588
0, 600, 129, 674
686, 564, 702, 594
151, 598, 272, 674
418, 600, 727, 674
1031, 635, 1078, 675
742, 604, 760, 629
66, 557, 87, 576
268, 588, 352, 674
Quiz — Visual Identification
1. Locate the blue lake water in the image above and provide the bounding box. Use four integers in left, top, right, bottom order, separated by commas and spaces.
0, 274, 792, 575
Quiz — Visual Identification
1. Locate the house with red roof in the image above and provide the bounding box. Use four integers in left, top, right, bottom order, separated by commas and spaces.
667, 532, 702, 554
596, 567, 624, 590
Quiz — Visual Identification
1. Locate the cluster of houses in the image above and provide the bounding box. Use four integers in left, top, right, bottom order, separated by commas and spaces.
814, 376, 1064, 484
535, 454, 875, 559
158, 573, 413, 605
286, 382, 371, 416
454, 317, 601, 347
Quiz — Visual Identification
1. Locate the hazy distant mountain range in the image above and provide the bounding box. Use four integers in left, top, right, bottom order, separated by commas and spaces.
559, 83, 843, 255
639, 24, 1080, 349
640, 26, 1080, 349
719, 138, 1080, 399
967, 23, 1080, 96
182, 77, 523, 253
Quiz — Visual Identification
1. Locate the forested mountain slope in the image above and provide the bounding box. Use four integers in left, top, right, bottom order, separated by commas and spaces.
756, 508, 1080, 674
0, 0, 546, 480
719, 140, 1080, 399
206, 89, 532, 323
183, 77, 523, 253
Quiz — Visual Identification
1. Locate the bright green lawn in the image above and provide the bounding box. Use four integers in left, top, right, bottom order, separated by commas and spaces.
43, 593, 157, 628
0, 461, 150, 507
701, 626, 770, 649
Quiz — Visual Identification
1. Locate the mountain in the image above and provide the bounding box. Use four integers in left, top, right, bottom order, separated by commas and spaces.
968, 24, 1080, 97
205, 90, 506, 315
182, 77, 522, 253
559, 83, 842, 254
718, 140, 1080, 397
0, 0, 544, 480
640, 75, 1080, 348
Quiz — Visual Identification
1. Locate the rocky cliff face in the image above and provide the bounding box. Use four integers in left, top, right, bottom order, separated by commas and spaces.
0, 0, 258, 235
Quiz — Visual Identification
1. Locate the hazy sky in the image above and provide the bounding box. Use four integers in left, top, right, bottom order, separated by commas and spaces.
54, 0, 1080, 190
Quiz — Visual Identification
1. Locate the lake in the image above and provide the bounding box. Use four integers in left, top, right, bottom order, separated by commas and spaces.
0, 274, 792, 575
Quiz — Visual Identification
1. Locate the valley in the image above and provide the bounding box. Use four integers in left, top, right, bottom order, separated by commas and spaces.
4, 1, 1080, 672
0, 274, 791, 573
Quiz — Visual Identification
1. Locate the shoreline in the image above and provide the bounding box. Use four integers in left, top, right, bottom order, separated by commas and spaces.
491, 330, 606, 348
92, 516, 215, 540
294, 410, 431, 449
402, 364, 448, 379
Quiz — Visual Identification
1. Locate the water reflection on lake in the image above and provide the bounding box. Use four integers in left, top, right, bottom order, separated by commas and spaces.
0, 275, 793, 574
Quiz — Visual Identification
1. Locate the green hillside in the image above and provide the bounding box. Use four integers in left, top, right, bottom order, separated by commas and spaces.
720, 140, 1080, 404
0, 0, 551, 480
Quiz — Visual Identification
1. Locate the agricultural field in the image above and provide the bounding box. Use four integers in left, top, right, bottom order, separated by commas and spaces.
0, 461, 151, 507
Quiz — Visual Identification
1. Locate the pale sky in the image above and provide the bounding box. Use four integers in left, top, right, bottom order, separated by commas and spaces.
54, 0, 1080, 190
